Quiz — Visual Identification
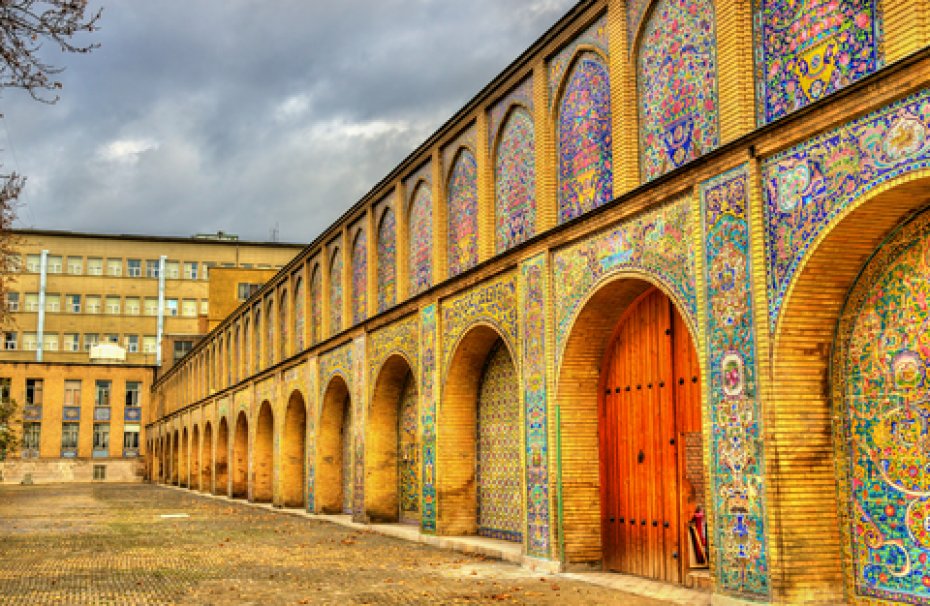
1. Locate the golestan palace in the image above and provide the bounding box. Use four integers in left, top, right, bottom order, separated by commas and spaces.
146, 1, 930, 604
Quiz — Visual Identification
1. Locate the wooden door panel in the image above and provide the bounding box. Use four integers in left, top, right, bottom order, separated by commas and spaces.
599, 288, 699, 585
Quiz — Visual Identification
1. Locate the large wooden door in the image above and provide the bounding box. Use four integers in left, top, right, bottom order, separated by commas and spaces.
599, 287, 702, 584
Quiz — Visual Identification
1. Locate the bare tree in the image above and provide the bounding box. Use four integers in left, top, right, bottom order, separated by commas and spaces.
0, 1, 102, 103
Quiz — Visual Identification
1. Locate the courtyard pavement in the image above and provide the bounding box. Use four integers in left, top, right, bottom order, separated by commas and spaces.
0, 483, 692, 605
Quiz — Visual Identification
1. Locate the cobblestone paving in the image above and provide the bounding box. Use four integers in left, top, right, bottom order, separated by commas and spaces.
0, 484, 671, 605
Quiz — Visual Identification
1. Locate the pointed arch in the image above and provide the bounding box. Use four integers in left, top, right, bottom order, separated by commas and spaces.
293, 276, 305, 353
377, 206, 397, 312
351, 228, 368, 325
408, 181, 433, 296
329, 246, 344, 336
493, 104, 536, 252
446, 146, 479, 277
310, 262, 322, 345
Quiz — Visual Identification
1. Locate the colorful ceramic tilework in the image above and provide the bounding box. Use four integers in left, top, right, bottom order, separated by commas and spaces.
399, 372, 420, 524
627, 0, 653, 49
442, 126, 477, 175
553, 197, 696, 366
477, 342, 523, 543
488, 76, 533, 149
420, 304, 438, 533
548, 15, 609, 103
311, 264, 322, 345
700, 166, 770, 598
754, 0, 883, 125
763, 88, 930, 332
329, 247, 343, 337
253, 309, 262, 370
404, 161, 432, 191
557, 52, 613, 224
638, 0, 718, 182
495, 107, 536, 253
306, 356, 318, 512
520, 254, 550, 558
294, 278, 305, 352
377, 207, 397, 313
835, 211, 930, 603
352, 229, 367, 325
408, 184, 433, 296
342, 396, 353, 514
266, 298, 275, 365
447, 148, 479, 277
352, 336, 366, 518
368, 314, 419, 395
319, 342, 353, 403
441, 272, 518, 381
279, 290, 288, 361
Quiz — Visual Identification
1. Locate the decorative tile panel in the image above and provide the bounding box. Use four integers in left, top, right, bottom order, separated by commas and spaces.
754, 0, 883, 125
548, 15, 609, 103
553, 196, 696, 367
700, 165, 770, 598
329, 246, 344, 337
441, 272, 518, 381
377, 206, 397, 313
446, 148, 479, 277
368, 314, 420, 393
420, 304, 438, 533
477, 342, 522, 543
763, 88, 930, 331
638, 0, 718, 182
834, 210, 930, 604
521, 254, 551, 557
488, 76, 533, 149
352, 228, 368, 325
408, 183, 433, 296
557, 51, 613, 224
495, 106, 536, 253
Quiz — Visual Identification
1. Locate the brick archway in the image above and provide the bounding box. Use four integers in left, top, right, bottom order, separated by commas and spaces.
769, 175, 930, 603
215, 417, 229, 495
201, 421, 214, 493
316, 375, 351, 514
191, 425, 201, 491
366, 354, 417, 523
253, 401, 274, 503
555, 275, 700, 566
232, 411, 249, 499
283, 391, 307, 508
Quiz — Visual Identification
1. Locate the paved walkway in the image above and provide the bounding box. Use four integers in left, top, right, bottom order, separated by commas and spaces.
0, 483, 706, 605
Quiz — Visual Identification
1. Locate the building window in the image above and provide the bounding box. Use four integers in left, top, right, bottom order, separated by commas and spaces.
83, 334, 99, 351
61, 423, 79, 452
123, 428, 140, 450
164, 261, 179, 279
67, 294, 81, 313
142, 336, 157, 354
105, 296, 120, 315
46, 255, 62, 274
85, 295, 101, 314
181, 299, 197, 317
25, 379, 43, 405
67, 256, 83, 275
45, 294, 60, 313
25, 254, 40, 273
4, 332, 17, 350
43, 334, 58, 351
92, 424, 109, 456
106, 258, 122, 276
199, 300, 208, 315
166, 298, 178, 316
173, 340, 193, 362
23, 332, 38, 351
126, 335, 139, 353
64, 333, 79, 352
93, 464, 106, 480
6, 292, 19, 312
143, 298, 158, 316
125, 297, 140, 315
202, 262, 214, 280
127, 259, 141, 277
145, 259, 160, 278
125, 382, 140, 408
237, 283, 262, 301
95, 380, 111, 407
183, 262, 198, 280
0, 378, 11, 403
64, 380, 81, 406
24, 293, 39, 312
86, 257, 103, 276
22, 422, 40, 453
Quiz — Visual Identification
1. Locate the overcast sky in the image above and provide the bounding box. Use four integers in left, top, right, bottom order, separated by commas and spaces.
1, 0, 577, 243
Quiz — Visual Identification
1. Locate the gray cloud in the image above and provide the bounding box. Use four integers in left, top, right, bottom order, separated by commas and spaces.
1, 0, 576, 243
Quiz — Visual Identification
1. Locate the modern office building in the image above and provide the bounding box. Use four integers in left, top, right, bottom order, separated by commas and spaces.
0, 230, 302, 483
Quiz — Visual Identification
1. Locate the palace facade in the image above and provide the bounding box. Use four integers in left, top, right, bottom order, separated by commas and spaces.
147, 1, 930, 604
